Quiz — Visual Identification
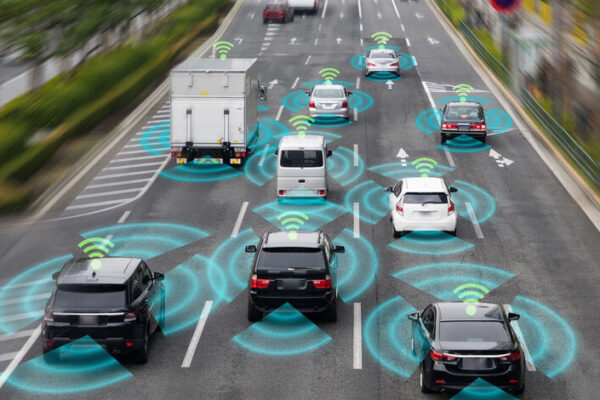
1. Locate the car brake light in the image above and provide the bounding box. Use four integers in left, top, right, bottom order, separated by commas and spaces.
251, 274, 271, 289
125, 341, 134, 347
390, 61, 399, 66
509, 379, 519, 384
442, 123, 458, 130
278, 190, 285, 196
470, 124, 486, 130
124, 311, 137, 321
313, 275, 332, 289
309, 101, 315, 108
435, 379, 446, 384
45, 341, 53, 347
318, 190, 325, 196
499, 350, 521, 361
396, 201, 403, 215
342, 101, 348, 108
429, 349, 456, 361
448, 199, 455, 213
367, 62, 376, 66
44, 311, 54, 321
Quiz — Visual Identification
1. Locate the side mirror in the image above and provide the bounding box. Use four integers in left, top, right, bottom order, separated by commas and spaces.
347, 91, 353, 96
449, 187, 458, 193
383, 186, 391, 192
52, 271, 60, 280
274, 149, 279, 156
327, 150, 332, 157
259, 86, 267, 101
408, 312, 420, 321
334, 245, 345, 253
305, 90, 311, 96
508, 312, 520, 321
153, 272, 165, 281
245, 245, 257, 253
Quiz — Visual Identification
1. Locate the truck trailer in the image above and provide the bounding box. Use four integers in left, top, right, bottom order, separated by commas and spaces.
169, 58, 266, 165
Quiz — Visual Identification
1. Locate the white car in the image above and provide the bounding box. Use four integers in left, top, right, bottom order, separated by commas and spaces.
288, 0, 319, 13
307, 84, 351, 120
365, 48, 400, 76
385, 177, 458, 238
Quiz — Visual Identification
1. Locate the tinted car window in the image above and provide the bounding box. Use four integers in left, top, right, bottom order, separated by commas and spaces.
54, 285, 126, 308
280, 150, 324, 168
422, 307, 435, 336
369, 51, 395, 59
313, 88, 345, 98
266, 3, 284, 9
257, 248, 326, 272
445, 105, 483, 121
440, 321, 511, 343
403, 193, 448, 204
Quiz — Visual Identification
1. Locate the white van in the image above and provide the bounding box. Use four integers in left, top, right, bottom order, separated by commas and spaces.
276, 135, 330, 198
288, 0, 319, 13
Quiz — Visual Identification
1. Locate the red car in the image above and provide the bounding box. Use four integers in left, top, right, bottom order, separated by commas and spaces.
263, 1, 295, 23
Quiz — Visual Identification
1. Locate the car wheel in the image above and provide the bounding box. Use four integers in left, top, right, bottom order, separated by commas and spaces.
263, 19, 267, 24
324, 298, 337, 322
393, 225, 403, 238
247, 298, 262, 322
419, 363, 433, 393
480, 136, 487, 143
515, 383, 525, 394
441, 135, 447, 144
446, 229, 457, 236
135, 325, 150, 364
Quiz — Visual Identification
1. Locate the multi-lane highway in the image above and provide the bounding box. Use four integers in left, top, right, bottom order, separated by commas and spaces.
0, 0, 598, 398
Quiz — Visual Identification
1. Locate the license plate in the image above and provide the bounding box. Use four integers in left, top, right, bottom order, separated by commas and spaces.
193, 158, 223, 164
79, 315, 98, 325
462, 358, 489, 370
459, 124, 470, 131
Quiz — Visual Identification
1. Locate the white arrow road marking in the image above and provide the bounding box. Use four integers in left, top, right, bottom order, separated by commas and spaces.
489, 149, 514, 167
336, 37, 343, 44
385, 80, 394, 90
427, 37, 440, 45
234, 37, 243, 45
415, 12, 424, 19
290, 37, 298, 44
396, 148, 409, 166
268, 79, 278, 89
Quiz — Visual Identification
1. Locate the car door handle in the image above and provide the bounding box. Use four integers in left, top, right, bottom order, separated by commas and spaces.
298, 179, 305, 183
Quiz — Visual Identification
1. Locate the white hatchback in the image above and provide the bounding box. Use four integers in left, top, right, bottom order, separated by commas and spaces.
385, 177, 458, 237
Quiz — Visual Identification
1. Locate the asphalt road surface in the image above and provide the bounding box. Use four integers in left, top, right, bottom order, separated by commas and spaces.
0, 0, 598, 399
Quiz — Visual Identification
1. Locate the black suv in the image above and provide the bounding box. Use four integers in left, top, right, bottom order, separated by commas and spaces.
245, 230, 344, 322
42, 257, 165, 363
409, 302, 525, 394
440, 101, 487, 143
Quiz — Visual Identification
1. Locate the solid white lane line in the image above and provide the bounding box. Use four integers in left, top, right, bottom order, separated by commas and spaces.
356, 77, 361, 90
321, 0, 328, 18
465, 202, 484, 239
275, 105, 284, 121
118, 210, 131, 224
504, 305, 536, 372
445, 150, 455, 167
0, 352, 18, 362
0, 329, 36, 343
87, 179, 151, 189
353, 203, 360, 238
353, 107, 358, 122
65, 199, 131, 210
258, 145, 269, 167
231, 202, 249, 238
0, 293, 49, 307
102, 161, 164, 171
111, 154, 166, 162
0, 325, 41, 389
406, 38, 411, 47
353, 144, 359, 167
401, 23, 405, 32
391, 0, 401, 18
93, 170, 157, 180
360, 23, 363, 32
181, 301, 213, 368
291, 77, 300, 89
358, 0, 362, 18
353, 303, 362, 369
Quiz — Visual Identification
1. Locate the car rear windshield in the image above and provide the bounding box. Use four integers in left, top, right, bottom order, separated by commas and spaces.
369, 51, 395, 59
280, 150, 324, 168
440, 321, 510, 343
403, 192, 448, 204
54, 285, 126, 308
257, 248, 326, 272
266, 3, 284, 9
312, 88, 345, 98
445, 105, 483, 121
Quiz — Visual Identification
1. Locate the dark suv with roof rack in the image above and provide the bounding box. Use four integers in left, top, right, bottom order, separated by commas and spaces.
41, 257, 165, 363
245, 230, 344, 322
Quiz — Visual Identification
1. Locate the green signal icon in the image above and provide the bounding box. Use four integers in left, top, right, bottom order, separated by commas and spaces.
289, 115, 314, 137
452, 84, 474, 102
78, 237, 115, 270
412, 157, 438, 177
453, 283, 490, 303
319, 68, 340, 83
371, 31, 392, 48
214, 41, 234, 60
277, 211, 309, 240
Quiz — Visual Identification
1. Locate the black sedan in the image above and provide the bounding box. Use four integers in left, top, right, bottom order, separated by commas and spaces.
409, 302, 525, 394
440, 101, 487, 143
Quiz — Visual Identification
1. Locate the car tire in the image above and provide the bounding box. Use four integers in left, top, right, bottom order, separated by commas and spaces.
515, 383, 525, 394
324, 298, 337, 322
480, 136, 487, 143
135, 325, 150, 364
393, 225, 403, 238
446, 229, 457, 236
441, 135, 447, 144
247, 298, 262, 322
419, 363, 433, 393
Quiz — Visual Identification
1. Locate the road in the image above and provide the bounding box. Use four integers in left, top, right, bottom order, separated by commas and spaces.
0, 0, 598, 398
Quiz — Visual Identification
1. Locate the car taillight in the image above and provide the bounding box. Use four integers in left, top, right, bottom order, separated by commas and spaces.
470, 124, 486, 130
45, 341, 53, 347
318, 190, 326, 196
314, 0, 317, 8
251, 274, 271, 289
499, 350, 521, 361
342, 101, 348, 108
448, 199, 455, 213
309, 101, 315, 108
390, 61, 399, 66
396, 201, 404, 215
124, 311, 137, 321
442, 123, 458, 130
125, 341, 134, 347
429, 349, 456, 361
278, 190, 285, 196
44, 311, 53, 321
367, 62, 376, 66
313, 275, 332, 289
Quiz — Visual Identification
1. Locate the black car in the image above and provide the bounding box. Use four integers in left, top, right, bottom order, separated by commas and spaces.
440, 101, 487, 143
42, 257, 165, 363
409, 302, 525, 394
245, 230, 344, 322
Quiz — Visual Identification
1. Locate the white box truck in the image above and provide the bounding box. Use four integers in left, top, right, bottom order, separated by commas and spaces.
169, 58, 266, 165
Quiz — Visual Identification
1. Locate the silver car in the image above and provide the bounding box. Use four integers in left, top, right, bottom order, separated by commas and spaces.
364, 49, 400, 76
307, 84, 351, 120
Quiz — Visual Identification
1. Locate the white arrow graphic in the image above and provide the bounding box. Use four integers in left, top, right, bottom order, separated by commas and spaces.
336, 38, 343, 44
427, 37, 440, 45
385, 80, 394, 90
396, 148, 409, 166
268, 79, 278, 89
489, 149, 514, 167
415, 12, 424, 20
290, 37, 298, 44
234, 37, 244, 45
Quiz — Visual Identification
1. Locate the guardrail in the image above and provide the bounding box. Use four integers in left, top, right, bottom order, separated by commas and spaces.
435, 0, 600, 190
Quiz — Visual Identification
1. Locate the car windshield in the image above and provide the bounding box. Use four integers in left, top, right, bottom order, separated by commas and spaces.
403, 192, 448, 204
54, 284, 126, 308
257, 248, 326, 272
369, 51, 395, 59
445, 105, 483, 121
312, 88, 345, 98
440, 321, 511, 343
280, 150, 324, 168
266, 3, 284, 9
